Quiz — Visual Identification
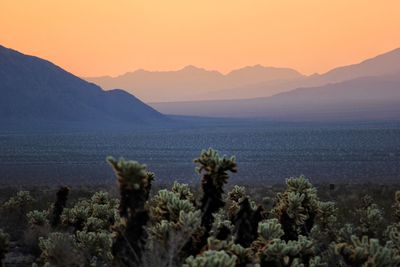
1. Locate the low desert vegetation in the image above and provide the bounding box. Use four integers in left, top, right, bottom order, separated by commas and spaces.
1, 148, 400, 266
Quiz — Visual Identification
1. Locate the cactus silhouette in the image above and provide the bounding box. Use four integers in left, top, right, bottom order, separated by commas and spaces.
108, 157, 154, 266
195, 148, 237, 231
51, 186, 69, 228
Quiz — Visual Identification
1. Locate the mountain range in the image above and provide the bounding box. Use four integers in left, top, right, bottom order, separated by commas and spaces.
1, 44, 400, 127
85, 48, 400, 103
147, 48, 400, 121
85, 65, 304, 102
0, 45, 167, 131
152, 74, 400, 121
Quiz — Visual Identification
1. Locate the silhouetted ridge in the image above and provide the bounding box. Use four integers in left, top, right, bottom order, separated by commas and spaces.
0, 45, 166, 131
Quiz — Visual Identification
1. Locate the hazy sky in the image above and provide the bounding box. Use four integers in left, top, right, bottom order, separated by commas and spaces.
1, 0, 399, 77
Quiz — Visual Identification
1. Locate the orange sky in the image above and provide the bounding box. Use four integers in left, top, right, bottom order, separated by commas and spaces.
1, 0, 399, 77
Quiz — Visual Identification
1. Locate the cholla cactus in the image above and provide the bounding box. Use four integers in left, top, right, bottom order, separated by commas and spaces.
39, 232, 84, 266
272, 176, 320, 241
2, 191, 35, 211
150, 189, 196, 222
355, 195, 384, 238
383, 191, 400, 251
172, 182, 195, 202
183, 250, 237, 267
27, 210, 49, 226
195, 148, 237, 231
107, 157, 154, 217
50, 186, 69, 228
210, 209, 234, 240
227, 186, 247, 203
226, 186, 265, 247
145, 210, 202, 266
336, 235, 400, 266
314, 202, 337, 232
310, 201, 338, 251
252, 219, 284, 261
2, 191, 35, 224
147, 186, 202, 266
0, 229, 9, 264
309, 256, 327, 267
233, 197, 264, 247
226, 185, 247, 219
107, 157, 154, 266
61, 191, 118, 233
227, 243, 253, 266
1, 190, 36, 239
76, 230, 113, 266
393, 191, 400, 221
206, 237, 253, 266
385, 223, 400, 250
50, 192, 118, 265
182, 148, 236, 256
39, 230, 113, 266
257, 235, 315, 266
25, 209, 51, 256
61, 199, 91, 231
257, 219, 285, 242
226, 186, 247, 224
148, 188, 200, 240
338, 224, 356, 243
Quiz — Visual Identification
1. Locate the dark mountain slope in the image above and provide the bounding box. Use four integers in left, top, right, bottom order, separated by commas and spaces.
0, 45, 166, 131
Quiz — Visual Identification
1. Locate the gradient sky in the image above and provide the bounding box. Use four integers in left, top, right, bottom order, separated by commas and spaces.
1, 0, 399, 77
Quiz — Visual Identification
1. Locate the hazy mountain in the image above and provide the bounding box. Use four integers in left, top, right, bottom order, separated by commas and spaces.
85, 65, 303, 102
86, 48, 400, 102
318, 48, 400, 83
225, 64, 303, 84
151, 74, 400, 121
0, 45, 166, 131
198, 77, 307, 100
204, 48, 400, 100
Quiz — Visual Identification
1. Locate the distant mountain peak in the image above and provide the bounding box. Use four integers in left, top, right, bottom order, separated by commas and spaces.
238, 64, 267, 70
180, 65, 223, 75
227, 64, 302, 75
181, 65, 202, 71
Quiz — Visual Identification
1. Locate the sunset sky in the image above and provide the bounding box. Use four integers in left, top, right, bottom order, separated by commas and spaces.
1, 0, 399, 77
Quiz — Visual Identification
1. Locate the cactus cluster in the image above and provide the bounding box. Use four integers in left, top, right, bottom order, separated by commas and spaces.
1, 148, 400, 267
33, 190, 117, 266
336, 236, 400, 266
272, 175, 320, 241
